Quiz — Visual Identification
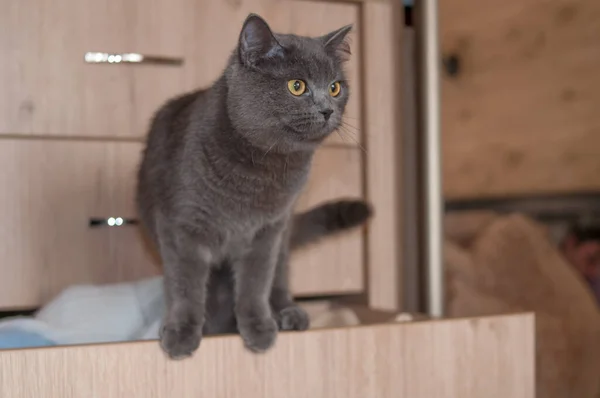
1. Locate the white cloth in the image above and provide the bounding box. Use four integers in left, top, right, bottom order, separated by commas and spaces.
0, 276, 165, 346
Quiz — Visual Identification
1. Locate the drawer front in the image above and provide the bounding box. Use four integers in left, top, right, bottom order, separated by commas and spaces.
0, 314, 535, 398
441, 0, 600, 199
0, 0, 190, 138
0, 0, 361, 146
0, 140, 363, 308
293, 148, 364, 295
0, 140, 156, 308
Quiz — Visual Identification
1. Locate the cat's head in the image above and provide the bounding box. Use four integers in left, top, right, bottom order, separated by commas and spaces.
226, 14, 352, 152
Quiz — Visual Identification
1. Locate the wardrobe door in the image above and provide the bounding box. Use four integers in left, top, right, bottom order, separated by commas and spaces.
441, 0, 600, 198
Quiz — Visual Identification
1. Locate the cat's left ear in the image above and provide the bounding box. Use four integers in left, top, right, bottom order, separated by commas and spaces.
321, 24, 353, 61
238, 14, 284, 67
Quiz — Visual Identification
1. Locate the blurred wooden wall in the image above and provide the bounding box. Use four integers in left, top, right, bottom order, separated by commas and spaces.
440, 0, 600, 200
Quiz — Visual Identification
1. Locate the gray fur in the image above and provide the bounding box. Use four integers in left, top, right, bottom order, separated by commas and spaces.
202, 199, 372, 336
290, 199, 372, 249
136, 13, 353, 359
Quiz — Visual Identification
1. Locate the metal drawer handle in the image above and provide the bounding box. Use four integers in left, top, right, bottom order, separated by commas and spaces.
89, 217, 139, 228
84, 52, 183, 66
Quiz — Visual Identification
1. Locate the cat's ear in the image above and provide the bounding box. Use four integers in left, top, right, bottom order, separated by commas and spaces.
321, 24, 353, 61
238, 14, 284, 67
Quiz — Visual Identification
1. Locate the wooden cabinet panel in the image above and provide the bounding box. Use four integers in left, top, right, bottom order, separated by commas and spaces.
441, 0, 600, 199
0, 314, 535, 398
0, 140, 156, 309
0, 140, 362, 308
0, 0, 361, 146
362, 0, 404, 311
293, 147, 364, 295
0, 0, 190, 138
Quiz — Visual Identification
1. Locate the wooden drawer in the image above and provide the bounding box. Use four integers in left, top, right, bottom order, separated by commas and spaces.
0, 0, 361, 146
293, 148, 364, 295
0, 140, 155, 308
0, 0, 191, 139
0, 139, 363, 309
441, 0, 600, 199
0, 314, 535, 398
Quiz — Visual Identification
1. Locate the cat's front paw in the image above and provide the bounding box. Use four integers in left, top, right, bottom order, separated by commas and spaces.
159, 322, 202, 360
237, 316, 278, 353
277, 305, 310, 331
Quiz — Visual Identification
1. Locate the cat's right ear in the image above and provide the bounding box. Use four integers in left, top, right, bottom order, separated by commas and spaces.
238, 14, 284, 67
321, 24, 353, 62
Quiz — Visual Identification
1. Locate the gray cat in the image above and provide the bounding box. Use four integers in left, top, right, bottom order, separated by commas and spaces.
136, 13, 353, 359
202, 199, 372, 336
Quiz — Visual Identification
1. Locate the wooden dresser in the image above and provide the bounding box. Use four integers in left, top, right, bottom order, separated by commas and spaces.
0, 0, 404, 309
0, 0, 535, 396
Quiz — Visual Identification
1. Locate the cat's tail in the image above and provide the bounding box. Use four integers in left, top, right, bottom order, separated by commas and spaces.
290, 199, 373, 250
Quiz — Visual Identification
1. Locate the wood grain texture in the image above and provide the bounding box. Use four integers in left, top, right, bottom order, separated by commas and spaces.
0, 0, 360, 147
293, 147, 364, 295
0, 0, 288, 138
0, 140, 157, 309
0, 314, 535, 398
363, 1, 404, 310
0, 140, 362, 309
0, 0, 189, 138
441, 0, 600, 199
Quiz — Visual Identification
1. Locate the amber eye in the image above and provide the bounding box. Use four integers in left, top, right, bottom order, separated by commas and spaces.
287, 79, 306, 96
329, 81, 342, 97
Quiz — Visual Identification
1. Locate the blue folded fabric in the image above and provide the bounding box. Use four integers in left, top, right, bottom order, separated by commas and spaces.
0, 328, 56, 349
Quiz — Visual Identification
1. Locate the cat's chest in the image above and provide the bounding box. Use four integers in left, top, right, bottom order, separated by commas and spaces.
222, 164, 309, 212
217, 213, 289, 262
224, 187, 298, 232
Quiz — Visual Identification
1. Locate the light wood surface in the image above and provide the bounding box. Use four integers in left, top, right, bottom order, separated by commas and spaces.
0, 0, 360, 147
0, 140, 157, 308
363, 1, 404, 311
0, 140, 363, 309
0, 0, 189, 138
0, 314, 535, 398
441, 0, 600, 199
293, 147, 364, 295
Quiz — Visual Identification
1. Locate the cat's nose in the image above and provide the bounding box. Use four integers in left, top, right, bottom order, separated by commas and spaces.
320, 109, 333, 121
